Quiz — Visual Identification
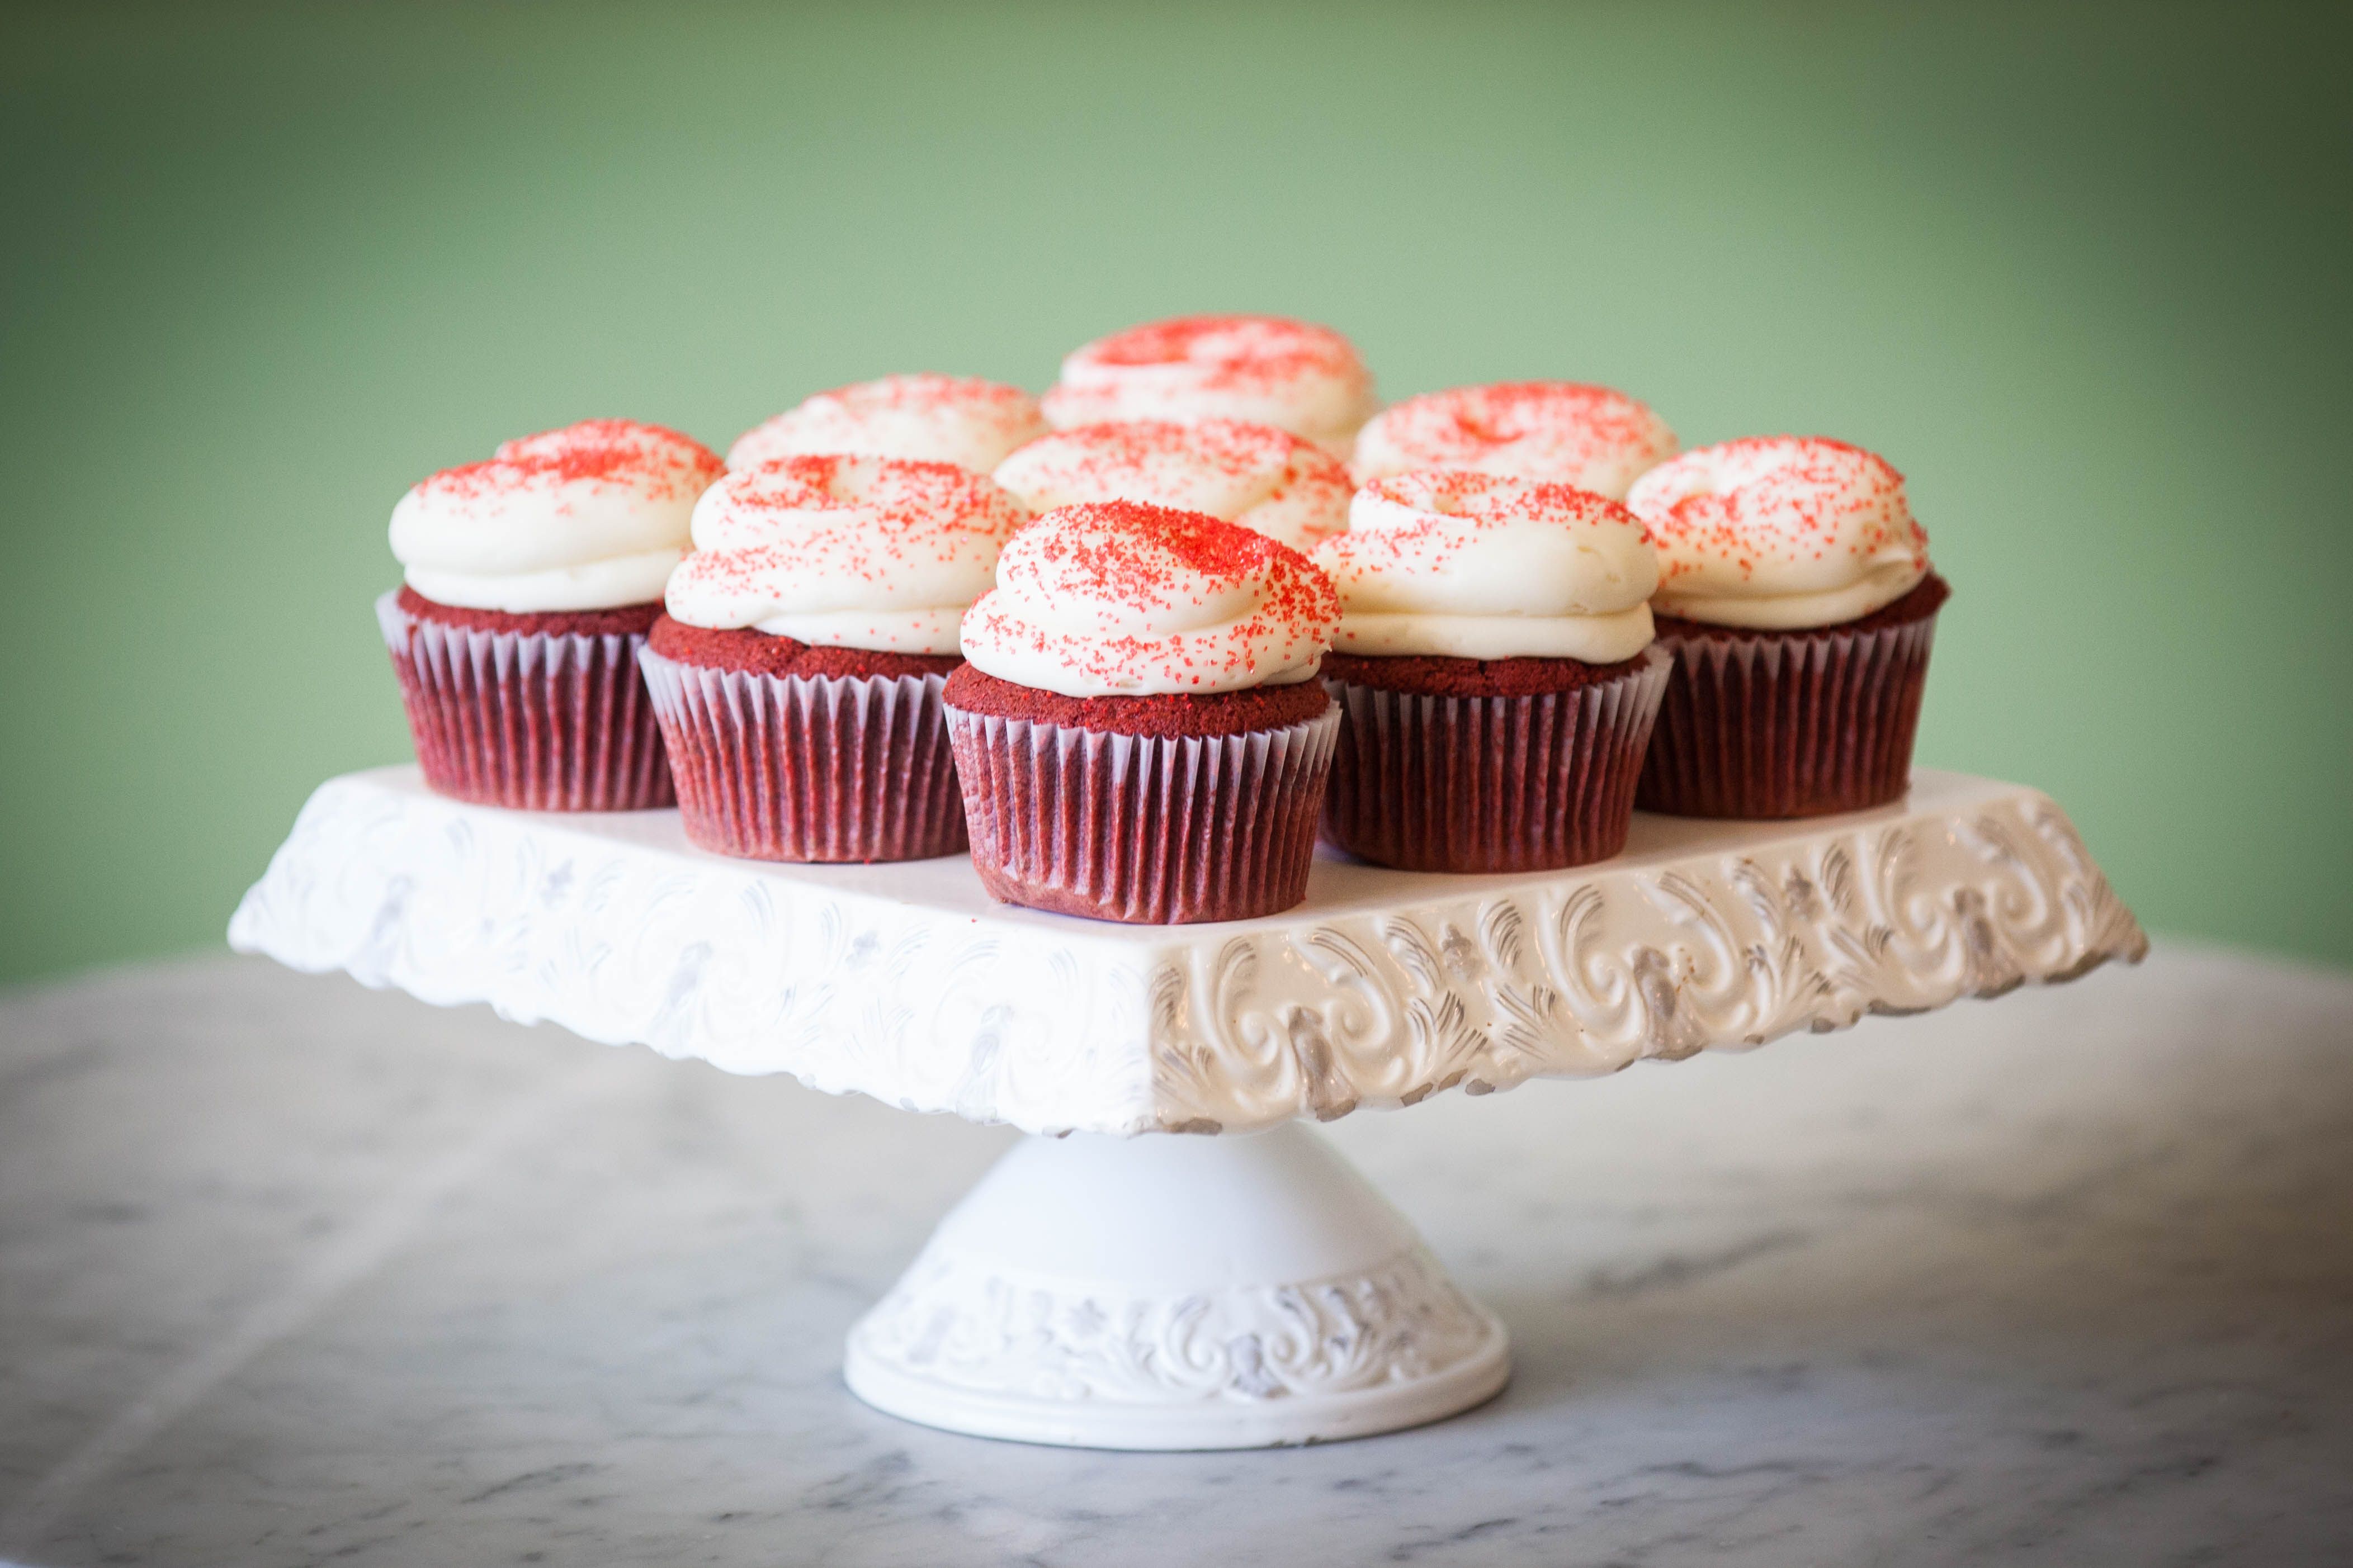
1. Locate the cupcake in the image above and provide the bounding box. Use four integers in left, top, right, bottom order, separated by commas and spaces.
1352, 381, 1678, 499
992, 418, 1350, 552
1311, 471, 1671, 872
1041, 315, 1377, 456
642, 454, 1029, 861
382, 418, 724, 810
1626, 436, 1949, 818
947, 500, 1341, 924
726, 373, 1046, 473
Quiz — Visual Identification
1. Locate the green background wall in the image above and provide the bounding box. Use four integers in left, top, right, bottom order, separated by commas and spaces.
3, 3, 2347, 985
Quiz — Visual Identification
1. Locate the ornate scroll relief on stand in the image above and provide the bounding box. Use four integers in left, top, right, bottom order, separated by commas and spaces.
231, 768, 2143, 1139
850, 1243, 1496, 1406
1145, 789, 2144, 1132
231, 763, 2143, 1452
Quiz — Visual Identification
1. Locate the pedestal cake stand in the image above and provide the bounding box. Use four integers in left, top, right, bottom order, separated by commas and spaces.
229, 766, 2144, 1450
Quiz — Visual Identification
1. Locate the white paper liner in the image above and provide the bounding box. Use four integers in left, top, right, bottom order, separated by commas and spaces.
639, 646, 964, 862
1320, 643, 1671, 871
944, 702, 1341, 925
377, 589, 672, 811
1641, 612, 1939, 818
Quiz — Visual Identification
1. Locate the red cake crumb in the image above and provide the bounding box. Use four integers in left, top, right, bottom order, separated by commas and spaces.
1653, 572, 1950, 643
1321, 649, 1652, 699
944, 663, 1329, 740
398, 584, 662, 638
648, 615, 963, 680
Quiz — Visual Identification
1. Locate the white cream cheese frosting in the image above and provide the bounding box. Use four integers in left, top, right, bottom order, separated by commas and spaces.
1626, 435, 1931, 630
1040, 315, 1377, 453
389, 419, 725, 613
1312, 471, 1660, 662
958, 499, 1339, 697
1351, 381, 1678, 499
663, 455, 1030, 655
726, 373, 1047, 475
992, 418, 1352, 552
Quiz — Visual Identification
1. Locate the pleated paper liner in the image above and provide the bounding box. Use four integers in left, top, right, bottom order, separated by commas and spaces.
377, 589, 673, 812
945, 702, 1341, 925
1638, 600, 1942, 819
639, 648, 966, 863
1319, 644, 1671, 873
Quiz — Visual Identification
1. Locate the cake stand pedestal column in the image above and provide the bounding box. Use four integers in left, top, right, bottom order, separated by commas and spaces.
843, 1122, 1510, 1449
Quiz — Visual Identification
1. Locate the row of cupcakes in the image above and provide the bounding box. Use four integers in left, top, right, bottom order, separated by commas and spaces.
380, 314, 1949, 924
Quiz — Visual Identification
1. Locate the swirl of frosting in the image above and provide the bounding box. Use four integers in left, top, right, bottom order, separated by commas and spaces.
992, 419, 1351, 553
663, 455, 1029, 655
389, 419, 724, 612
1041, 315, 1377, 453
1626, 436, 1931, 630
1312, 471, 1659, 662
726, 373, 1046, 475
1352, 381, 1678, 499
959, 499, 1339, 697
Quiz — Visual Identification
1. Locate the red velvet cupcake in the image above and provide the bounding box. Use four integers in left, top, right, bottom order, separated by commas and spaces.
641, 454, 1028, 862
948, 500, 1342, 924
1627, 436, 1949, 818
382, 418, 723, 810
1311, 472, 1670, 872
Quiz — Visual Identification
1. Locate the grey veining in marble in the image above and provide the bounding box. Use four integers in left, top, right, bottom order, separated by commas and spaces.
1, 947, 2349, 1566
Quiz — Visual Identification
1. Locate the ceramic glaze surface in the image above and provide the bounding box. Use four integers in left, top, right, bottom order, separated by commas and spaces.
229, 768, 2145, 1136
843, 1125, 1510, 1448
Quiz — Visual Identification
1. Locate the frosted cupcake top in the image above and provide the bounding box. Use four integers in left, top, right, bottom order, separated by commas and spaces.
1041, 315, 1377, 453
726, 373, 1047, 475
664, 455, 1030, 655
1352, 382, 1678, 500
992, 419, 1352, 553
1312, 471, 1659, 663
1626, 436, 1931, 630
960, 500, 1339, 698
389, 419, 724, 613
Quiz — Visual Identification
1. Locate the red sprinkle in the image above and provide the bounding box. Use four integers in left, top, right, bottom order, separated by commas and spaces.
1075, 315, 1363, 392
1017, 499, 1336, 620
419, 418, 722, 504
1631, 436, 1924, 586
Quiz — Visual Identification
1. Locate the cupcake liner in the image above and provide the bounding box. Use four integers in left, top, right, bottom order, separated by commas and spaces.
1637, 613, 1939, 819
1319, 645, 1671, 873
945, 702, 1341, 925
639, 648, 965, 863
377, 590, 672, 812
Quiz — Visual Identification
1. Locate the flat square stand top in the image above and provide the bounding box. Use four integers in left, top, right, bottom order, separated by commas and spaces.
230, 767, 2143, 1136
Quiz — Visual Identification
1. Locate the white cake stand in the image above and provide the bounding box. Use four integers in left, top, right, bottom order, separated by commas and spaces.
229, 766, 2143, 1450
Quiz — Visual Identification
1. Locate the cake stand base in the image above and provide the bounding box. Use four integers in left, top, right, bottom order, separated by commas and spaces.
233, 767, 2143, 1448
843, 1124, 1510, 1449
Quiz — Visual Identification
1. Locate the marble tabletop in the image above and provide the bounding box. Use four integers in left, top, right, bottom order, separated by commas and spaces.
1, 946, 2347, 1566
